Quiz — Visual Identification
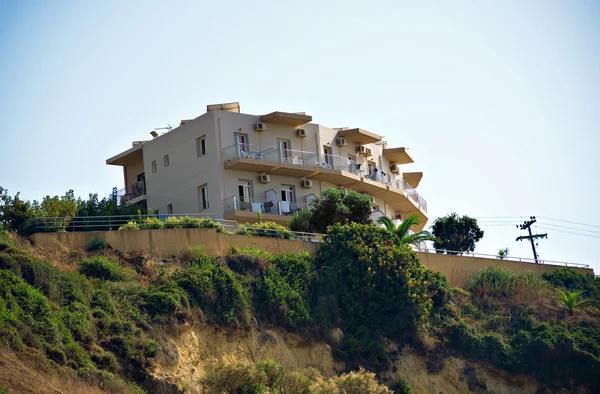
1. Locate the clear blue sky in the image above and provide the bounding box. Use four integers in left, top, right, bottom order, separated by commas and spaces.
1, 0, 599, 272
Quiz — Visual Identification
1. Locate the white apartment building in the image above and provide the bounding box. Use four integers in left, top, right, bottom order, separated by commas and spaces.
106, 102, 429, 231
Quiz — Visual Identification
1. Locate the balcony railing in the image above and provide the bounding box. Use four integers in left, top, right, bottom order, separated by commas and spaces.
223, 196, 307, 216
116, 180, 146, 204
222, 144, 427, 213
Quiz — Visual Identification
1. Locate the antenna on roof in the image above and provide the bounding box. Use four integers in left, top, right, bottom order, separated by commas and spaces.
154, 124, 172, 132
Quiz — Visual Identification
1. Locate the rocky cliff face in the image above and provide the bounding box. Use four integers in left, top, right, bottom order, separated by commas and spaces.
149, 324, 547, 394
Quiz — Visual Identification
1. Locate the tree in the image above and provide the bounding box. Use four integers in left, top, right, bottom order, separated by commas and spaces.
497, 248, 509, 260
0, 187, 36, 232
431, 213, 484, 255
308, 188, 372, 233
555, 289, 593, 316
288, 209, 311, 233
377, 214, 437, 247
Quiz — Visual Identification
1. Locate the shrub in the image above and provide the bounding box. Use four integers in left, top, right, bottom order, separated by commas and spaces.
78, 257, 125, 281
308, 188, 373, 234
542, 268, 600, 300
143, 281, 189, 317
180, 216, 224, 232
118, 221, 140, 231
175, 257, 249, 328
164, 216, 183, 229
467, 267, 546, 298
88, 236, 107, 251
93, 351, 119, 373
225, 249, 271, 274
288, 209, 312, 233
181, 245, 207, 262
316, 223, 435, 340
201, 356, 268, 393
235, 221, 294, 239
140, 217, 163, 230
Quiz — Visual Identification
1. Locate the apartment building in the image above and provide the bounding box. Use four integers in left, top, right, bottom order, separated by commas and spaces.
106, 102, 429, 231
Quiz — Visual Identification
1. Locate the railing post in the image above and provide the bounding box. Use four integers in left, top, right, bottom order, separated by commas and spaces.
233, 196, 237, 211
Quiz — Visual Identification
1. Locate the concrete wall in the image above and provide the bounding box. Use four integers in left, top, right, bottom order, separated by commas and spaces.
30, 229, 320, 257
417, 251, 593, 287
30, 230, 592, 288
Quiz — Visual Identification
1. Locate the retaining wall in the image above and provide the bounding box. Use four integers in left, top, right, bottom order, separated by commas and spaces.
30, 230, 592, 287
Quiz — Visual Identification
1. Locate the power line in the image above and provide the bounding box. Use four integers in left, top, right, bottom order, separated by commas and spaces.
516, 217, 547, 264
536, 216, 600, 229
536, 222, 600, 235
535, 225, 600, 239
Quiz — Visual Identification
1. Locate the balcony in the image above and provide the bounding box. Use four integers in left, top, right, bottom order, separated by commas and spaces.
116, 180, 146, 205
260, 111, 312, 126
223, 196, 307, 225
383, 147, 414, 165
336, 128, 382, 144
222, 144, 428, 229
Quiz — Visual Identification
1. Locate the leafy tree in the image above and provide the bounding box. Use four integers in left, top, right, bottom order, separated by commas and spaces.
0, 187, 35, 231
288, 208, 311, 233
555, 289, 594, 316
376, 213, 437, 247
308, 188, 372, 233
431, 213, 484, 255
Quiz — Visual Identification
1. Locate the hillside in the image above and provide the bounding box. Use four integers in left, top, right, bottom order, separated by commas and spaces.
0, 224, 599, 393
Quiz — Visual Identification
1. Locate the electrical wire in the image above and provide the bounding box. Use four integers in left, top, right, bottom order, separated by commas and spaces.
536, 216, 600, 229
534, 225, 600, 239
536, 221, 600, 235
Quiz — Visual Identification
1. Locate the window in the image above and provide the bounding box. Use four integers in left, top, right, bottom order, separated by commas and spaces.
167, 204, 173, 214
152, 160, 157, 173
281, 185, 295, 202
238, 180, 252, 203
164, 154, 170, 167
198, 184, 209, 210
196, 136, 207, 157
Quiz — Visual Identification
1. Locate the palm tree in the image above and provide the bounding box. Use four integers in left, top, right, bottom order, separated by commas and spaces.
497, 248, 509, 260
555, 289, 593, 316
377, 214, 438, 247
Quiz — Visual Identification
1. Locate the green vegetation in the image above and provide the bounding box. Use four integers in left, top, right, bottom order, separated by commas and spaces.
88, 236, 107, 251
78, 256, 126, 281
201, 356, 393, 393
555, 289, 593, 316
497, 247, 509, 260
235, 221, 294, 239
288, 208, 311, 233
376, 213, 437, 246
307, 188, 372, 233
431, 212, 484, 255
117, 216, 224, 232
438, 266, 600, 392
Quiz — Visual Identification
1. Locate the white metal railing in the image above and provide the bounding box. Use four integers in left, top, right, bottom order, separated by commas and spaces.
418, 247, 590, 268
223, 196, 308, 216
222, 144, 428, 213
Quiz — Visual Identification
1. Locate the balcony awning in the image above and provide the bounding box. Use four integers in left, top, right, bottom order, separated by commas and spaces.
383, 147, 414, 165
337, 128, 382, 145
106, 145, 143, 166
403, 172, 423, 188
261, 111, 312, 126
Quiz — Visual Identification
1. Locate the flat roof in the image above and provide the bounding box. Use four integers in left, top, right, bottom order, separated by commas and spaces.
106, 144, 143, 166
260, 111, 312, 126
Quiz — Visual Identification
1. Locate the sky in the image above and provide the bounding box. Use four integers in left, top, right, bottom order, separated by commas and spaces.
1, 0, 599, 272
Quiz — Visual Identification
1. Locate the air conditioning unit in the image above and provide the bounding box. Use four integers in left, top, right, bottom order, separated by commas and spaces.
357, 146, 367, 155
301, 179, 313, 188
390, 164, 400, 174
336, 138, 346, 147
296, 129, 307, 138
254, 122, 266, 131
259, 173, 270, 183
370, 196, 376, 204
366, 148, 372, 156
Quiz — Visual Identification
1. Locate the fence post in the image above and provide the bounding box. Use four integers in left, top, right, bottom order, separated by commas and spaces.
108, 216, 111, 231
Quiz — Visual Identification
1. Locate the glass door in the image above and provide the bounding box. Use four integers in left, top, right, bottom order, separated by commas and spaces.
238, 180, 252, 203
235, 134, 248, 157
277, 140, 290, 163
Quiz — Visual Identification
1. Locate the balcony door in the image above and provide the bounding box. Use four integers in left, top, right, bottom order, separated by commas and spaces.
235, 134, 248, 157
238, 180, 252, 203
323, 146, 332, 166
277, 139, 291, 163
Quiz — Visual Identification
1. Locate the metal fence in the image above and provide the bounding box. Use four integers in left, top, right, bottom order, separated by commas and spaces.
418, 247, 590, 269
22, 214, 323, 243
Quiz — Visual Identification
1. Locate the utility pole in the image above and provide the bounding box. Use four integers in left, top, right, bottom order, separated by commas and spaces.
515, 216, 548, 263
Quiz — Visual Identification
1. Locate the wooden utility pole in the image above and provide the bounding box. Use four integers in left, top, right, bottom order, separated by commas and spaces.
516, 216, 547, 263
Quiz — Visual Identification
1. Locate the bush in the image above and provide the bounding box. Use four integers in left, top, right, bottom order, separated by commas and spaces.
88, 236, 107, 251
140, 217, 163, 230
288, 209, 312, 233
542, 268, 600, 300
143, 281, 189, 317
235, 221, 294, 239
181, 245, 207, 262
225, 249, 271, 274
308, 188, 373, 234
180, 216, 224, 232
467, 267, 546, 298
164, 216, 183, 229
93, 351, 119, 373
78, 257, 125, 281
175, 257, 249, 328
118, 221, 140, 231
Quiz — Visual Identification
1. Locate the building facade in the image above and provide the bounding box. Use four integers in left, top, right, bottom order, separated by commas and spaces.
106, 102, 429, 231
